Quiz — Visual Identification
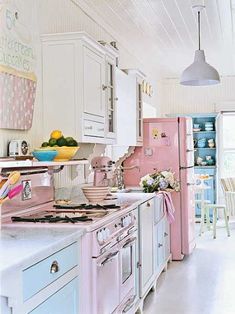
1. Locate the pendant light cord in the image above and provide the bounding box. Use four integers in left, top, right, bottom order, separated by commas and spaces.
198, 11, 201, 50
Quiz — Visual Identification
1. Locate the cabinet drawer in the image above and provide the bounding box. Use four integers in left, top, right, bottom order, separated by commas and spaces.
23, 242, 78, 301
29, 278, 78, 314
84, 119, 105, 137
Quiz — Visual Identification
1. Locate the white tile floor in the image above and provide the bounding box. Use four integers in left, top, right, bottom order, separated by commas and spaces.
144, 223, 235, 314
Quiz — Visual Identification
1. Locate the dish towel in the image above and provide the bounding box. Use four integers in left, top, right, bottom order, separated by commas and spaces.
157, 191, 175, 224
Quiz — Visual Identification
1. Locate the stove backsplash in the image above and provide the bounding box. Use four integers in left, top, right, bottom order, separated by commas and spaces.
1, 168, 54, 215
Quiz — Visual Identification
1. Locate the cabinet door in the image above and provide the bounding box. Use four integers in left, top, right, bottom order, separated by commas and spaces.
29, 278, 78, 314
136, 80, 143, 145
83, 46, 105, 117
105, 56, 116, 139
115, 69, 137, 146
42, 41, 77, 139
155, 219, 164, 273
164, 217, 170, 260
139, 199, 154, 296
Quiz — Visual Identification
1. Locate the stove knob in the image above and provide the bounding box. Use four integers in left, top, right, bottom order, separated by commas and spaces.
123, 217, 128, 227
106, 228, 110, 238
97, 231, 103, 243
102, 228, 107, 241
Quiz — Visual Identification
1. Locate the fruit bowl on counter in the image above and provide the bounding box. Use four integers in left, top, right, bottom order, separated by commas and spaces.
39, 130, 79, 161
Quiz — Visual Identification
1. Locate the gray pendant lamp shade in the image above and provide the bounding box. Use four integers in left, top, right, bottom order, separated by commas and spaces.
180, 7, 220, 86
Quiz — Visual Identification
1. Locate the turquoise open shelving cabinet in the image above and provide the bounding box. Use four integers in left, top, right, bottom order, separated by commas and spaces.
192, 113, 218, 218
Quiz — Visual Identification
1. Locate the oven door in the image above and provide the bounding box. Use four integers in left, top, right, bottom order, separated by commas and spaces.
119, 233, 137, 303
94, 247, 120, 314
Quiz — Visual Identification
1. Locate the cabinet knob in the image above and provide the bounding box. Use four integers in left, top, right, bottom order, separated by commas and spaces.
50, 261, 59, 274
164, 232, 168, 237
114, 97, 118, 101
146, 202, 151, 207
102, 84, 108, 90
158, 243, 163, 248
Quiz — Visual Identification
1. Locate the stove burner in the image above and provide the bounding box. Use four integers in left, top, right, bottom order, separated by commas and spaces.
53, 203, 121, 210
11, 215, 93, 223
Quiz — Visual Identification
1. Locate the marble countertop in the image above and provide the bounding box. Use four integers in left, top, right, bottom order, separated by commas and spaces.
0, 192, 155, 277
0, 226, 84, 276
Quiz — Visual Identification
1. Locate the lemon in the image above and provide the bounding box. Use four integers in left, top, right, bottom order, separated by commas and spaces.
50, 130, 62, 140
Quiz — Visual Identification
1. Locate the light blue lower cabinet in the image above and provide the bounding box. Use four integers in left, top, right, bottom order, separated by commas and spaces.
29, 278, 78, 314
154, 219, 165, 274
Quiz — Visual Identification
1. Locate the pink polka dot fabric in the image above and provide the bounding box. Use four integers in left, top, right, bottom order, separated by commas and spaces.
0, 72, 36, 130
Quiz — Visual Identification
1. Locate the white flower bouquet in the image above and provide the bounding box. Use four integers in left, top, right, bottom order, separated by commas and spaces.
140, 170, 180, 193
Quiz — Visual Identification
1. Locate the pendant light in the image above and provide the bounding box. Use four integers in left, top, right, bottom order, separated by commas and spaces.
180, 5, 220, 86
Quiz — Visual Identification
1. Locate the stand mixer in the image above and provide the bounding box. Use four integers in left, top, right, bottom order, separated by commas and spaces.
91, 156, 114, 187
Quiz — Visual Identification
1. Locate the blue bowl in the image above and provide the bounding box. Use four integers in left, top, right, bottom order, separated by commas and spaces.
33, 150, 58, 161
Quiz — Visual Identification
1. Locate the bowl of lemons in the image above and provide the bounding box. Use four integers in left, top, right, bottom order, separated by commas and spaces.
40, 130, 79, 161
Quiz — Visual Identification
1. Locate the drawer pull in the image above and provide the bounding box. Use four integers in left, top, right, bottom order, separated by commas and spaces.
85, 126, 93, 130
98, 128, 104, 131
50, 261, 59, 274
164, 232, 168, 237
158, 243, 163, 248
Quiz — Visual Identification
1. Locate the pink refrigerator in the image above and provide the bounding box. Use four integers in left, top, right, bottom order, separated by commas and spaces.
124, 117, 195, 260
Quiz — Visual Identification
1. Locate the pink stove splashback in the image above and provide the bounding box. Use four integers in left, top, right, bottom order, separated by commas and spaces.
1, 168, 54, 215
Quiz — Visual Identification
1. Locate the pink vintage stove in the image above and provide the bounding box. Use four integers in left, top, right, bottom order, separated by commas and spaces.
1, 166, 138, 314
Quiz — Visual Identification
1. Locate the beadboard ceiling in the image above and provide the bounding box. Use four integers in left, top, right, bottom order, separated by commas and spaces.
77, 0, 235, 78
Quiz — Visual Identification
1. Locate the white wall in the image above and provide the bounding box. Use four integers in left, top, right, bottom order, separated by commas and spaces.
0, 0, 161, 158
161, 76, 235, 116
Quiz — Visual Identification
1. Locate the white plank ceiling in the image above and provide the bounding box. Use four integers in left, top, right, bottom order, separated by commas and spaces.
81, 0, 235, 78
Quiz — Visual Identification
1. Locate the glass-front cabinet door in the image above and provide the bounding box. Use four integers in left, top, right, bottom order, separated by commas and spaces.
105, 55, 116, 141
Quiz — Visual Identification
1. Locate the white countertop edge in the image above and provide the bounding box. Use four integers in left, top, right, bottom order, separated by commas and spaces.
0, 227, 84, 276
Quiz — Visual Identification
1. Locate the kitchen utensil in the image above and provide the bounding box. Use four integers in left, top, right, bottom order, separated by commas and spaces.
8, 140, 29, 157
0, 184, 23, 204
207, 158, 214, 165
82, 186, 109, 203
196, 157, 203, 165
208, 139, 215, 148
0, 171, 21, 198
197, 138, 206, 148
32, 150, 58, 161
193, 124, 200, 129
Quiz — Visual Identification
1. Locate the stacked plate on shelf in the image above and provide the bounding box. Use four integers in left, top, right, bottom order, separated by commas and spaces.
204, 122, 213, 131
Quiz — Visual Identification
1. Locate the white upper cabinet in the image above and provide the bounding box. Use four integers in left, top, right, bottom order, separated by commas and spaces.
42, 32, 118, 144
115, 68, 145, 146
83, 46, 105, 118
42, 40, 77, 138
